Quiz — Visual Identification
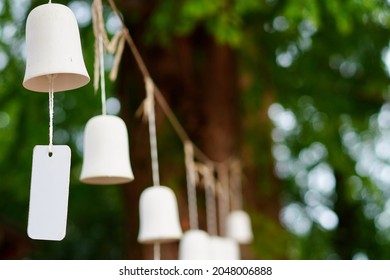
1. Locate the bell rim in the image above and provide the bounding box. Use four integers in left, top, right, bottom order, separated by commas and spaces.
137, 235, 182, 244
79, 175, 134, 185
23, 73, 90, 93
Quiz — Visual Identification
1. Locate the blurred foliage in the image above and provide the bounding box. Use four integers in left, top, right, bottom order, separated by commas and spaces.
1, 0, 390, 259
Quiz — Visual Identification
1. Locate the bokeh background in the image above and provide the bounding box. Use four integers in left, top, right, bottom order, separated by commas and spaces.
1, 0, 390, 259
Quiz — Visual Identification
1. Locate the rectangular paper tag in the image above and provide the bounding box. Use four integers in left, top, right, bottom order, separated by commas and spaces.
27, 145, 71, 241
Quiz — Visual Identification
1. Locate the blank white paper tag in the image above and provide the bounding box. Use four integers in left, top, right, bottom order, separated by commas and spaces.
27, 145, 71, 241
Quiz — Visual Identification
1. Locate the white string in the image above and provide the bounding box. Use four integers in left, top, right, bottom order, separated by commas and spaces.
145, 77, 161, 260
99, 35, 107, 115
153, 243, 161, 260
217, 165, 230, 236
48, 76, 54, 155
145, 77, 160, 186
184, 142, 198, 230
48, 0, 52, 3
217, 183, 224, 236
203, 165, 218, 236
230, 160, 243, 210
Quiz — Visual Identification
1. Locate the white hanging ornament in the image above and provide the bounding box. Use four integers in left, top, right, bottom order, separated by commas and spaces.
209, 236, 240, 260
25, 1, 89, 240
226, 210, 253, 244
179, 230, 210, 260
226, 161, 254, 244
23, 2, 89, 92
179, 143, 211, 260
79, 115, 134, 184
138, 186, 182, 243
80, 35, 134, 185
197, 164, 240, 260
210, 166, 241, 260
137, 77, 182, 253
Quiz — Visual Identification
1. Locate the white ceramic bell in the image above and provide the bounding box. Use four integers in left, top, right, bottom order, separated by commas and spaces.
23, 3, 90, 92
226, 210, 253, 244
80, 115, 134, 185
209, 236, 240, 260
179, 230, 211, 260
138, 186, 182, 243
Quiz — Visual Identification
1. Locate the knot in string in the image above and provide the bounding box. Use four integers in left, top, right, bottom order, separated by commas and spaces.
92, 0, 126, 93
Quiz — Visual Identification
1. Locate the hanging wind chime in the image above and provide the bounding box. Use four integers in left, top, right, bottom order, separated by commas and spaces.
201, 164, 223, 260
178, 142, 211, 260
137, 77, 182, 260
23, 1, 90, 241
80, 0, 133, 185
226, 160, 254, 244
209, 164, 240, 260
